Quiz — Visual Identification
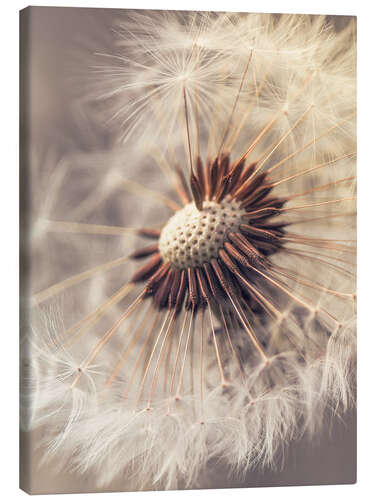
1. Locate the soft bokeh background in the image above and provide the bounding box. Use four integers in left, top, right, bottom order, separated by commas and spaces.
20, 6, 356, 494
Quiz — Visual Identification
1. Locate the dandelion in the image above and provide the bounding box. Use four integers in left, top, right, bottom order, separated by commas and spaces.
23, 11, 356, 491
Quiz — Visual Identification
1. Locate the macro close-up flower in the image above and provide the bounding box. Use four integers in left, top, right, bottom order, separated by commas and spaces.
20, 9, 356, 493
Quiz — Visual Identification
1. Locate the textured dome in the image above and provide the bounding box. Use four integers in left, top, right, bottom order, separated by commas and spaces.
159, 200, 246, 268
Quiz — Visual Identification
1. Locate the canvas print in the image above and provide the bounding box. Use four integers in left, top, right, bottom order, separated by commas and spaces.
20, 7, 356, 494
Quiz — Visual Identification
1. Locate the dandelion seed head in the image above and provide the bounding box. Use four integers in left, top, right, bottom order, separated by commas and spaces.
23, 9, 356, 492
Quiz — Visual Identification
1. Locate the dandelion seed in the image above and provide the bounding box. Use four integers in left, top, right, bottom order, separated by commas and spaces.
23, 11, 356, 491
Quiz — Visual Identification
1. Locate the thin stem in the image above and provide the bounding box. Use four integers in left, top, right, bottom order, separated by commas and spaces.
32, 255, 131, 305
207, 303, 227, 386
217, 49, 253, 156
183, 84, 194, 175
175, 308, 194, 399
71, 290, 145, 389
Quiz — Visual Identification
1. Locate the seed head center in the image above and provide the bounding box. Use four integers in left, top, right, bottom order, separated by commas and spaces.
159, 200, 246, 269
